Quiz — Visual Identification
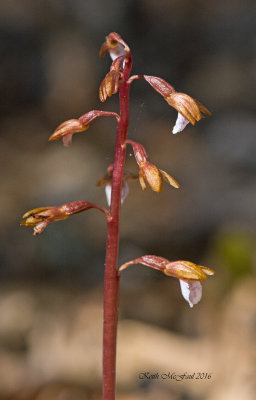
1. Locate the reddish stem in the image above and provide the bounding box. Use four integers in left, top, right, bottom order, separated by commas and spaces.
103, 58, 131, 400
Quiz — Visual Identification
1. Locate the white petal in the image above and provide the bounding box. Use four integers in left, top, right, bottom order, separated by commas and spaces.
109, 44, 126, 61
121, 181, 129, 204
105, 181, 129, 207
105, 184, 112, 207
179, 280, 202, 308
172, 113, 189, 134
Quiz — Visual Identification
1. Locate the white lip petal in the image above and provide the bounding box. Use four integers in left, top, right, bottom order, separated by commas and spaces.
179, 280, 202, 308
109, 44, 126, 61
172, 113, 189, 134
105, 184, 112, 207
121, 180, 129, 204
105, 181, 129, 207
62, 133, 73, 147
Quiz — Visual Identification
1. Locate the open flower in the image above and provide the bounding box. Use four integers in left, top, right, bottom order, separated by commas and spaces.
21, 201, 109, 235
119, 255, 214, 307
97, 164, 138, 206
166, 93, 211, 133
99, 32, 129, 61
126, 140, 180, 192
141, 75, 211, 133
49, 110, 119, 146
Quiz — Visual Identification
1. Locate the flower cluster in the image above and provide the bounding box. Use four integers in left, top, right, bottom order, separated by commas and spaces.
21, 32, 214, 310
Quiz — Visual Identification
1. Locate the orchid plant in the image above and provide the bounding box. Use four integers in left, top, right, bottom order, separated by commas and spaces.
21, 33, 214, 400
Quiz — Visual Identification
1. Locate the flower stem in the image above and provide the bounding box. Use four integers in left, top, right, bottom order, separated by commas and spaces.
103, 76, 130, 400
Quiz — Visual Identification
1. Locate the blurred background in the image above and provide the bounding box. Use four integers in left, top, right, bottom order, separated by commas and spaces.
0, 0, 256, 399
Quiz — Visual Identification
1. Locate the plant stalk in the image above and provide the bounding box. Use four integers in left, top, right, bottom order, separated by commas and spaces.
103, 75, 130, 400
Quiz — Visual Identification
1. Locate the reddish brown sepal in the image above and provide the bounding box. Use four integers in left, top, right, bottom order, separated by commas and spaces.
126, 140, 148, 165
166, 92, 211, 125
99, 55, 125, 102
99, 70, 123, 102
143, 75, 175, 97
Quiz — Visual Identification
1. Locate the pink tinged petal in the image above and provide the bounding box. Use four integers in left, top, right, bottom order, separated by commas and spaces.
172, 113, 189, 134
62, 134, 73, 147
105, 183, 112, 207
179, 280, 202, 308
121, 180, 129, 204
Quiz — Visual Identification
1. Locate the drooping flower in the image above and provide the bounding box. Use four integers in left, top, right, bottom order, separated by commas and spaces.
49, 110, 119, 146
166, 92, 211, 132
139, 75, 211, 133
119, 255, 214, 307
21, 201, 109, 235
126, 140, 180, 192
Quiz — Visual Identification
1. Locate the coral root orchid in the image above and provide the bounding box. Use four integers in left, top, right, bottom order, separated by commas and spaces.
126, 140, 180, 192
21, 33, 213, 400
